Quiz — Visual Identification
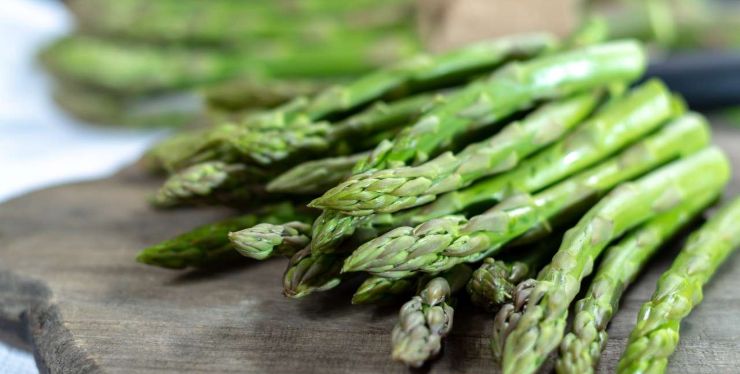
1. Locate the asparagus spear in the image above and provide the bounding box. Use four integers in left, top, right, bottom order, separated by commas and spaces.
282, 247, 348, 298
312, 40, 648, 254
39, 35, 242, 95
341, 91, 697, 276
203, 75, 330, 112
156, 93, 437, 207
310, 91, 602, 215
491, 278, 537, 362
136, 203, 311, 269
292, 33, 557, 122
51, 79, 199, 128
230, 221, 313, 261
151, 161, 273, 208
500, 148, 730, 374
391, 264, 472, 367
555, 191, 718, 374
467, 238, 558, 312
217, 92, 439, 168
142, 129, 213, 174
616, 197, 740, 374
266, 153, 370, 195
66, 0, 415, 45
352, 275, 419, 305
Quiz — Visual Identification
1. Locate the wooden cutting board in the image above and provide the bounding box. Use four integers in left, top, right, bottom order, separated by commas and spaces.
3, 123, 740, 374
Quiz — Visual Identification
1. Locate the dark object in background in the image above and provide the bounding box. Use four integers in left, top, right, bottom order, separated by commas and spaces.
648, 51, 740, 109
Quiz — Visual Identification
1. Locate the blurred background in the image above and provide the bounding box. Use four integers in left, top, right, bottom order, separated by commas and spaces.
2, 0, 740, 372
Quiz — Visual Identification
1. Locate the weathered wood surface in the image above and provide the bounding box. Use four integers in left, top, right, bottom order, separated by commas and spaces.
2, 124, 740, 373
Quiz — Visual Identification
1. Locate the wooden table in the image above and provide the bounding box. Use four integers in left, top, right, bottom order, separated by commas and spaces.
2, 124, 740, 373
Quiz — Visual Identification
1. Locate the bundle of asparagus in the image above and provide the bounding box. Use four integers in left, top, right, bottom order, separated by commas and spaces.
136, 31, 740, 372
40, 0, 421, 126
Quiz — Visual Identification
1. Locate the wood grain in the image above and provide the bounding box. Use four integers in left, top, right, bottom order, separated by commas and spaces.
2, 123, 740, 373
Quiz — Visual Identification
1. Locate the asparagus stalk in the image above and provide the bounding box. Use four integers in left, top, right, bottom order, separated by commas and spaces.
312, 40, 648, 254
407, 79, 680, 225
50, 79, 199, 128
142, 129, 213, 174
39, 35, 242, 95
294, 33, 557, 122
352, 275, 419, 305
391, 264, 472, 367
266, 153, 370, 195
156, 93, 438, 208
229, 221, 313, 260
555, 191, 719, 374
616, 197, 740, 374
136, 203, 311, 269
499, 148, 730, 374
341, 92, 699, 276
217, 92, 439, 168
151, 161, 272, 208
310, 91, 602, 215
282, 247, 348, 298
203, 76, 330, 112
467, 237, 558, 312
491, 278, 537, 362
66, 0, 415, 45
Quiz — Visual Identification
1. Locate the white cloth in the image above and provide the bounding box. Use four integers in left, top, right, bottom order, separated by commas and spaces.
0, 0, 167, 203
0, 1, 168, 372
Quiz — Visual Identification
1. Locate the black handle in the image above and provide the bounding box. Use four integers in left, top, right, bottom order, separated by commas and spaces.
646, 51, 740, 110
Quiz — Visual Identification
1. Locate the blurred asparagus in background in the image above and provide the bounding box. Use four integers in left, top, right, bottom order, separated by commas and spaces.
588, 0, 740, 50
65, 0, 415, 45
40, 0, 422, 126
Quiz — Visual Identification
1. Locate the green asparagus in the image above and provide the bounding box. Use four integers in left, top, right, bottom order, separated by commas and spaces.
490, 278, 536, 362
282, 247, 348, 298
555, 191, 718, 374
136, 203, 311, 269
216, 92, 439, 168
142, 129, 214, 174
51, 80, 199, 128
67, 0, 415, 45
230, 221, 313, 260
467, 238, 558, 312
391, 264, 472, 367
39, 35, 241, 95
203, 76, 331, 112
500, 147, 730, 374
312, 40, 648, 254
266, 153, 370, 195
151, 161, 271, 208
341, 90, 697, 276
616, 197, 740, 374
310, 91, 602, 215
352, 275, 418, 305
